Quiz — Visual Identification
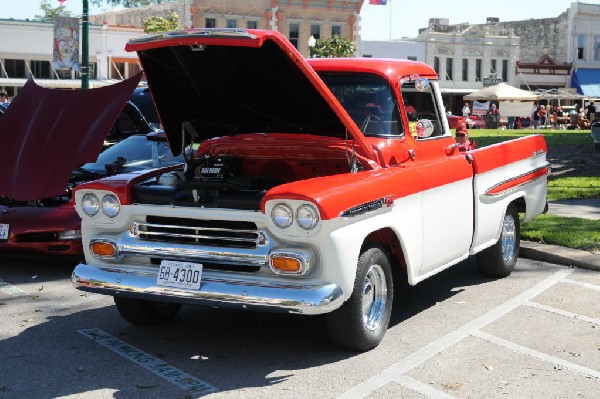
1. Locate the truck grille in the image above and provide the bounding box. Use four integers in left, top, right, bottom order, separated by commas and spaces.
135, 216, 260, 249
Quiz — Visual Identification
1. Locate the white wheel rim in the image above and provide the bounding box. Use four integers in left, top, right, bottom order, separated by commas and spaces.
501, 214, 516, 262
361, 264, 388, 331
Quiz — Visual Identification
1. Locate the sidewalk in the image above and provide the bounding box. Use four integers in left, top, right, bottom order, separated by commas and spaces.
520, 198, 600, 271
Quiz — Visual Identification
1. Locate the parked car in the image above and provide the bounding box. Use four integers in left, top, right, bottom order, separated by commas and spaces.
0, 131, 182, 259
466, 114, 486, 129
130, 85, 161, 129
446, 114, 466, 129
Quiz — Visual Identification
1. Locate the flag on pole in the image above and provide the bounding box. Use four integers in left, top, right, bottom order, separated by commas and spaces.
58, 0, 67, 4
369, 0, 387, 4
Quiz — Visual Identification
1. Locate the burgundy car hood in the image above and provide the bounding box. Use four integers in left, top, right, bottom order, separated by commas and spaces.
0, 73, 142, 201
126, 29, 376, 163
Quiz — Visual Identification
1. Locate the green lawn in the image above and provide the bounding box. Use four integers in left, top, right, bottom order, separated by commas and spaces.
467, 128, 599, 253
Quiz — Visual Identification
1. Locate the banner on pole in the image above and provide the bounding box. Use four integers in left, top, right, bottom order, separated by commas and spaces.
369, 0, 388, 5
53, 16, 80, 71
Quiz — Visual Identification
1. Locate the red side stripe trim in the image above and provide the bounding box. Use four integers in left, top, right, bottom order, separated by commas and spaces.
484, 166, 549, 196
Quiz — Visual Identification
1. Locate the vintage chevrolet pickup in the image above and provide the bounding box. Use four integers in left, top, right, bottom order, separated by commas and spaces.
71, 29, 549, 351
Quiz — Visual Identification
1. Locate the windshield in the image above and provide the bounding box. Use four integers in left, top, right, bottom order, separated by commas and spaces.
79, 135, 183, 174
317, 72, 403, 137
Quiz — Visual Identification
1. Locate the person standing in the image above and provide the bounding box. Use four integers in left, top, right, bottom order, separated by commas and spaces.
0, 91, 9, 107
462, 103, 470, 117
586, 101, 596, 123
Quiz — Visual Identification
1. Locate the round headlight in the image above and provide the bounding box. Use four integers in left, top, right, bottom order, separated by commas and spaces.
101, 194, 120, 218
271, 203, 293, 229
296, 204, 319, 230
81, 193, 100, 217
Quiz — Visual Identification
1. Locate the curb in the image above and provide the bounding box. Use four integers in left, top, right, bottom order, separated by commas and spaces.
520, 241, 600, 271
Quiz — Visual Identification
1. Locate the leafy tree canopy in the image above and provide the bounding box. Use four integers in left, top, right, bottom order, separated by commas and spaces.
312, 35, 356, 58
36, 0, 74, 21
144, 12, 181, 34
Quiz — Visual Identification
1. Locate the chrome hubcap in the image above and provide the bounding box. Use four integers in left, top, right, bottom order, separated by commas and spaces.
361, 264, 388, 331
500, 214, 516, 262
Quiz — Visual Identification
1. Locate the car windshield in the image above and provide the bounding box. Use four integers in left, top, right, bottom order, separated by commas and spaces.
317, 72, 402, 137
79, 135, 183, 174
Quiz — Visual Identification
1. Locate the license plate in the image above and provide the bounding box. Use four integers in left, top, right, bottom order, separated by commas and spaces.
0, 223, 8, 240
157, 260, 203, 290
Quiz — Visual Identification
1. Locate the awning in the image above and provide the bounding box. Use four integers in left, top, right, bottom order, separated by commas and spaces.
571, 69, 600, 97
0, 77, 123, 89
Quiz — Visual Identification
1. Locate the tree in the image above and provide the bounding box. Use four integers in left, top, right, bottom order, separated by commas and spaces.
312, 35, 356, 58
35, 0, 74, 21
143, 12, 181, 34
90, 0, 173, 8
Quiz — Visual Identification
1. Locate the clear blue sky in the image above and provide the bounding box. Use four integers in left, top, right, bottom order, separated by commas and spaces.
0, 0, 596, 40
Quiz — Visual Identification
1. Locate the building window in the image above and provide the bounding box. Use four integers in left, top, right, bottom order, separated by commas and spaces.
247, 20, 257, 29
578, 35, 585, 60
594, 35, 600, 61
502, 59, 508, 82
446, 58, 453, 80
462, 58, 468, 81
490, 59, 497, 74
475, 59, 482, 81
226, 19, 237, 28
205, 18, 216, 28
433, 57, 440, 75
332, 25, 341, 37
310, 24, 321, 40
4, 59, 26, 78
111, 62, 125, 80
289, 22, 300, 49
31, 60, 52, 79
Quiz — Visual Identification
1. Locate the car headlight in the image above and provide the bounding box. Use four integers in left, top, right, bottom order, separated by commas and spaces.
81, 193, 100, 217
296, 204, 319, 230
58, 230, 82, 240
101, 194, 120, 218
271, 203, 293, 229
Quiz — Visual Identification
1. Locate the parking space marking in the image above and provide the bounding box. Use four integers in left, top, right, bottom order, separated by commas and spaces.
0, 280, 27, 297
78, 328, 217, 396
394, 375, 458, 399
338, 269, 574, 399
525, 301, 600, 326
471, 330, 600, 379
561, 279, 600, 292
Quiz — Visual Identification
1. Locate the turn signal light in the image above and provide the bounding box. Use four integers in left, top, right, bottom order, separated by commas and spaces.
270, 256, 302, 273
90, 241, 117, 258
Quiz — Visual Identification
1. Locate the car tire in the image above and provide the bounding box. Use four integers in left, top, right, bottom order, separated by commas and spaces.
326, 244, 394, 351
476, 204, 520, 277
114, 297, 181, 325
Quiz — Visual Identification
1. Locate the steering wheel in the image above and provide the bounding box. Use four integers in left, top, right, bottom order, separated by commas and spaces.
348, 109, 385, 135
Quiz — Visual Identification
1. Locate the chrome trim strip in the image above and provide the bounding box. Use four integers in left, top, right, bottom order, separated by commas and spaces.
72, 263, 344, 315
483, 164, 549, 197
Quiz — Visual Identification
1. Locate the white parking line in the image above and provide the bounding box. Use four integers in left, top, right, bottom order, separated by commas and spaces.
337, 269, 574, 399
0, 280, 27, 297
78, 328, 217, 396
525, 301, 600, 326
471, 330, 600, 379
561, 279, 600, 292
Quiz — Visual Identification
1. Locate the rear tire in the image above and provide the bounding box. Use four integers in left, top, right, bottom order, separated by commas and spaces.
476, 204, 520, 277
114, 297, 181, 325
326, 245, 394, 351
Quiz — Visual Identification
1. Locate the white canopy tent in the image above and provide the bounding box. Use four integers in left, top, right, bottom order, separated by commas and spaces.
464, 83, 539, 118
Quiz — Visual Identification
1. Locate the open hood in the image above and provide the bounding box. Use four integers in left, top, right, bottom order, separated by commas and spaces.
0, 73, 142, 201
126, 29, 375, 161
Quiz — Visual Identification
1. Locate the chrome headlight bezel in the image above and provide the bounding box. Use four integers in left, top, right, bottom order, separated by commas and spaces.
271, 203, 293, 229
81, 193, 100, 217
101, 194, 120, 218
296, 204, 319, 230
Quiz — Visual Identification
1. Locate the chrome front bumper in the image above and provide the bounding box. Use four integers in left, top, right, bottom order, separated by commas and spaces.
71, 263, 344, 315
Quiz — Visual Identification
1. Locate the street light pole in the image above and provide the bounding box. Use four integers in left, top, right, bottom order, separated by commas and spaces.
307, 35, 316, 58
81, 0, 89, 89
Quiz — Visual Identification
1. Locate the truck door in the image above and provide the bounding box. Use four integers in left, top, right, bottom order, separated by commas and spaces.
401, 80, 474, 280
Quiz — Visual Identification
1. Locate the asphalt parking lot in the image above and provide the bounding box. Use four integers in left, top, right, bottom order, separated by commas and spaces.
1, 255, 598, 398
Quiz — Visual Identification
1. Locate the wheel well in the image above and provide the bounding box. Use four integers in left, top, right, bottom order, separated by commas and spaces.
513, 196, 526, 214
363, 228, 407, 276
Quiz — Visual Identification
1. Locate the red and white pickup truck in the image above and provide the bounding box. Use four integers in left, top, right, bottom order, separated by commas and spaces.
71, 29, 549, 351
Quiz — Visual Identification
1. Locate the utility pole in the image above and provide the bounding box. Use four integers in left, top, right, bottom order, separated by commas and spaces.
81, 0, 89, 89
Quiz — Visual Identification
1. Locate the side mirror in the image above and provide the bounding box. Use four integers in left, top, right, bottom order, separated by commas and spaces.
414, 77, 430, 92
415, 119, 434, 138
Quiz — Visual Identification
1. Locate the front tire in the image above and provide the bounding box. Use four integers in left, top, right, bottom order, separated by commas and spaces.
114, 297, 181, 326
326, 245, 394, 351
476, 204, 520, 277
